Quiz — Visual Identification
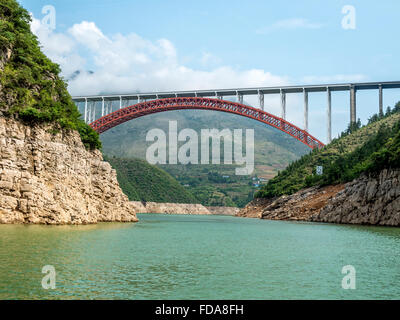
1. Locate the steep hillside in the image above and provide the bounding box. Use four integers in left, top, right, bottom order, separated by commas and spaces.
0, 0, 100, 149
256, 106, 400, 199
240, 106, 400, 226
101, 109, 310, 206
106, 157, 198, 204
0, 1, 136, 224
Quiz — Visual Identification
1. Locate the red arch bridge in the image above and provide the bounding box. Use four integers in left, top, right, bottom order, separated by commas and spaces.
72, 81, 400, 149
84, 97, 325, 149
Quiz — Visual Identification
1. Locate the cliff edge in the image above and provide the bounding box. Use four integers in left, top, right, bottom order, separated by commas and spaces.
311, 169, 400, 226
0, 1, 137, 224
131, 201, 211, 215
238, 169, 399, 226
0, 116, 138, 224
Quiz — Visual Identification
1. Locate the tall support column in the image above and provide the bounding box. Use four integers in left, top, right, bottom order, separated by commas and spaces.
379, 85, 383, 116
119, 96, 122, 109
237, 92, 243, 104
350, 85, 357, 124
84, 98, 88, 123
88, 102, 92, 123
280, 89, 286, 120
303, 89, 308, 131
91, 101, 96, 123
258, 91, 264, 111
101, 97, 105, 117
138, 96, 141, 103
327, 87, 332, 143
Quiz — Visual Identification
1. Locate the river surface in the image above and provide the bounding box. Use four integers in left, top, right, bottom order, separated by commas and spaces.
0, 214, 399, 300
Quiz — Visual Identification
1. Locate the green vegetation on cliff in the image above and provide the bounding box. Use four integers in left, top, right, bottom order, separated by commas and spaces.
0, 0, 101, 149
256, 104, 400, 199
106, 157, 198, 204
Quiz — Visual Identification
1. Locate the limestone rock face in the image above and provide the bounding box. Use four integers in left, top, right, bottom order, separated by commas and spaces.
206, 206, 240, 216
131, 201, 211, 215
238, 169, 400, 227
311, 169, 400, 226
0, 47, 12, 71
236, 198, 271, 218
0, 116, 138, 224
238, 185, 344, 221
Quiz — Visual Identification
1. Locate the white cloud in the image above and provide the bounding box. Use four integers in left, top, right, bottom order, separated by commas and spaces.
200, 52, 221, 67
68, 21, 109, 50
157, 39, 177, 59
30, 15, 83, 76
30, 16, 290, 97
256, 18, 323, 34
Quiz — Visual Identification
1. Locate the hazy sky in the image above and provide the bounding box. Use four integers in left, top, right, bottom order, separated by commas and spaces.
19, 0, 400, 142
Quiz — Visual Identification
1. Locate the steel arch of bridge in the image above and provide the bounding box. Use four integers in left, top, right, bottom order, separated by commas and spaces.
89, 97, 325, 149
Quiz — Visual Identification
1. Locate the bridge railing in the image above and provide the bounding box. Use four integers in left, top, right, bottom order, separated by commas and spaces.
72, 80, 400, 145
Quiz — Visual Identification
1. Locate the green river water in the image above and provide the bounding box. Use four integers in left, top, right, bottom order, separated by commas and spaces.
0, 214, 399, 300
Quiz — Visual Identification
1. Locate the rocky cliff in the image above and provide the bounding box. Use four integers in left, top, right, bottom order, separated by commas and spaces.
206, 206, 240, 216
238, 185, 344, 221
131, 201, 211, 215
311, 169, 400, 226
236, 198, 271, 219
238, 169, 400, 226
0, 116, 138, 224
0, 47, 12, 71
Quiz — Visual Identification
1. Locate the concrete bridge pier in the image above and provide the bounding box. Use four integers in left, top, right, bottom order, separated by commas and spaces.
327, 87, 332, 143
379, 85, 383, 116
237, 92, 243, 104
84, 98, 88, 123
92, 101, 96, 123
303, 89, 308, 131
280, 89, 286, 120
86, 100, 95, 124
258, 91, 264, 111
350, 85, 357, 124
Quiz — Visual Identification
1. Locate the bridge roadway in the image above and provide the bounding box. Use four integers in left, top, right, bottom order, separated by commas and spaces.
72, 81, 400, 143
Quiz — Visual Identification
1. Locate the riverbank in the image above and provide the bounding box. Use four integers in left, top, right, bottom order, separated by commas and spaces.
238, 184, 344, 221
238, 168, 400, 226
131, 201, 210, 215
131, 202, 239, 216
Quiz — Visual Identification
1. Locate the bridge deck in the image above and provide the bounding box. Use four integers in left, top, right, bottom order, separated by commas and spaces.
71, 81, 400, 102
71, 81, 400, 144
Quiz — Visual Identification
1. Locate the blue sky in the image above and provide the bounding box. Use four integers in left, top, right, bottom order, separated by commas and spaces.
20, 0, 400, 142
